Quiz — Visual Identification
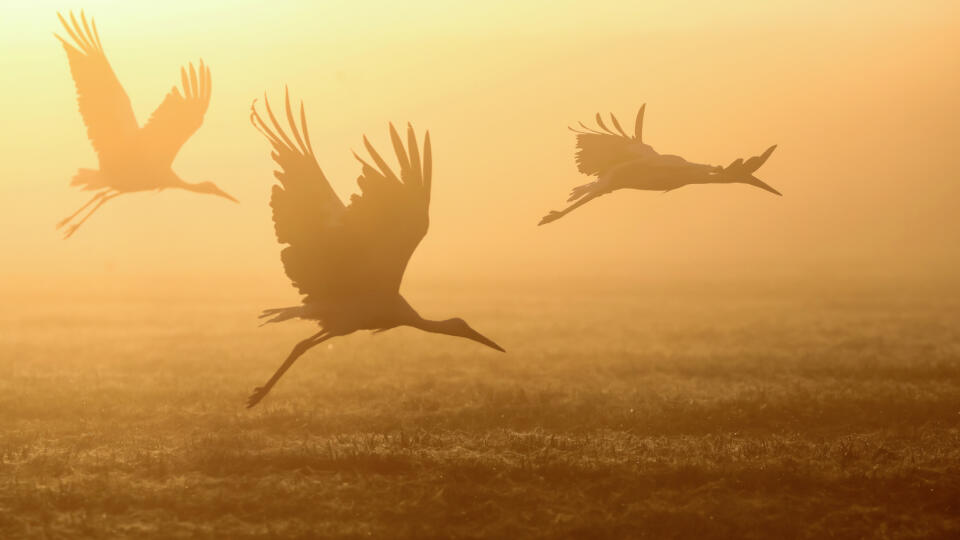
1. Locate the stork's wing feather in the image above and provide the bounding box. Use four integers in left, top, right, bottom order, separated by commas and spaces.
572, 133, 641, 176
342, 123, 431, 296
251, 91, 345, 302
569, 108, 650, 176
140, 61, 212, 165
251, 91, 431, 305
55, 11, 138, 163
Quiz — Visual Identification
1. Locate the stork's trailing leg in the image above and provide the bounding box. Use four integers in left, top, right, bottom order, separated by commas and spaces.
566, 181, 598, 202
61, 191, 121, 239
57, 190, 113, 230
539, 190, 605, 225
247, 330, 333, 408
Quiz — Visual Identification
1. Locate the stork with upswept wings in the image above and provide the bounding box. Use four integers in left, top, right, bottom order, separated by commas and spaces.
54, 11, 236, 238
247, 90, 504, 408
539, 105, 779, 225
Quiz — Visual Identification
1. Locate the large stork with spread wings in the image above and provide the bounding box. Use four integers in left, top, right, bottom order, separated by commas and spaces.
539, 105, 779, 225
247, 90, 504, 408
55, 11, 236, 238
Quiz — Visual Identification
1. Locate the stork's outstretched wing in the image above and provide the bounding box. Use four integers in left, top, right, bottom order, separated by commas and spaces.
343, 121, 432, 295
55, 11, 138, 164
569, 106, 652, 176
140, 61, 212, 166
251, 90, 431, 305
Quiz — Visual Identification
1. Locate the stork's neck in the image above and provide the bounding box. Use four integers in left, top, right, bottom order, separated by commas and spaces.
167, 174, 239, 202
396, 300, 454, 337
395, 297, 430, 329
402, 304, 505, 352
171, 175, 202, 193
409, 317, 452, 336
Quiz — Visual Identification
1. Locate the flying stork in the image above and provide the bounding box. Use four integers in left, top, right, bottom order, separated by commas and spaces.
55, 11, 237, 238
539, 105, 779, 225
247, 90, 504, 407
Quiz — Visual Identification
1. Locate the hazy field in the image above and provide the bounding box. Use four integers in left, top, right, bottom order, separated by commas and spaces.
1, 280, 958, 539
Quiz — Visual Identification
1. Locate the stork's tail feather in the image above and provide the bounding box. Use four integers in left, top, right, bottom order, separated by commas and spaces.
70, 168, 106, 191
259, 306, 304, 326
567, 181, 597, 202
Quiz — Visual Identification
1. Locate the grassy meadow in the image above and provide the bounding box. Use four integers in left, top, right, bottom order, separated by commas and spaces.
0, 279, 958, 538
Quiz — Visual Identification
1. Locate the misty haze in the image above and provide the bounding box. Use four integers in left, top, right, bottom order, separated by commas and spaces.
0, 1, 958, 539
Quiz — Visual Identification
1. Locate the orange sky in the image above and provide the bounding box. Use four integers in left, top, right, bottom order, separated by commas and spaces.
1, 1, 958, 296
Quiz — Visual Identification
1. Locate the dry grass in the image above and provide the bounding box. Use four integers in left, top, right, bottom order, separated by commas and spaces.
0, 281, 958, 538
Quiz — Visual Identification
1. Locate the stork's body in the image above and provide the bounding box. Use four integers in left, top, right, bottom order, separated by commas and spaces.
539, 105, 779, 225
55, 11, 236, 238
248, 91, 503, 408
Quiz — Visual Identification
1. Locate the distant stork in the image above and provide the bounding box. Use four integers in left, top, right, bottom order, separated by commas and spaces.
55, 11, 236, 238
247, 90, 504, 408
539, 105, 779, 225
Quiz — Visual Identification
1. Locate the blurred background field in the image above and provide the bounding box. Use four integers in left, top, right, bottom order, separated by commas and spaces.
1, 278, 957, 538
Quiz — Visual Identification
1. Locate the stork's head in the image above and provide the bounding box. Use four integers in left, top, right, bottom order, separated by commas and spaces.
741, 176, 782, 196
723, 145, 781, 196
180, 179, 239, 203
428, 317, 505, 352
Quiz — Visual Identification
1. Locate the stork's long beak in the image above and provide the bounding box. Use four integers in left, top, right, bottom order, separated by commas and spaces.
465, 327, 506, 352
212, 186, 239, 203
745, 176, 782, 196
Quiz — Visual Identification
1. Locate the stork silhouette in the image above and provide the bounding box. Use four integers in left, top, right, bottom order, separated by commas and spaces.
247, 90, 504, 408
539, 105, 779, 225
54, 11, 236, 239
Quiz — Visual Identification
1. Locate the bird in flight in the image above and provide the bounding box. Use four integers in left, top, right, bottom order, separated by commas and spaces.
54, 11, 236, 239
247, 90, 504, 408
539, 105, 779, 225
